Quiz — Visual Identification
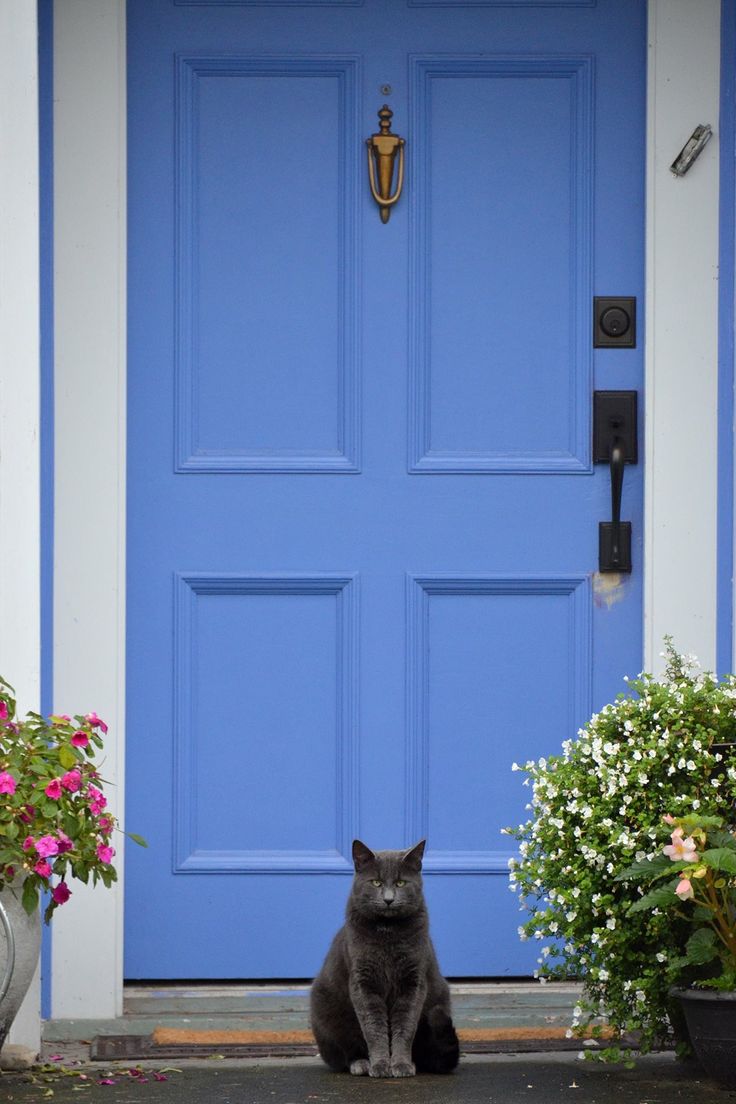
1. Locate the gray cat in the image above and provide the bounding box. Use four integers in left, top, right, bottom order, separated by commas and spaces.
310, 839, 460, 1077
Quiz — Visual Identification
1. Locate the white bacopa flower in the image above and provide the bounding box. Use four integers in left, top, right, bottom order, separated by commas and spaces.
566, 911, 577, 922
606, 917, 616, 930
656, 952, 667, 962
518, 926, 528, 941
598, 968, 609, 981
686, 760, 696, 771
711, 778, 722, 787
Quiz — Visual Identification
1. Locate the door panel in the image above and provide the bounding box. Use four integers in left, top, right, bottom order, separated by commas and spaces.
126, 0, 645, 978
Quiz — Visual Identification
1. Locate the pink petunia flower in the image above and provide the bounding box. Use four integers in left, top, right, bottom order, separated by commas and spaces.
35, 835, 60, 858
0, 702, 8, 721
663, 828, 699, 863
61, 770, 82, 793
34, 860, 52, 878
88, 784, 107, 815
45, 779, 63, 800
71, 730, 89, 748
96, 844, 115, 864
97, 816, 113, 832
51, 881, 71, 905
22, 836, 35, 852
0, 771, 16, 795
676, 878, 695, 900
56, 831, 73, 854
85, 712, 108, 735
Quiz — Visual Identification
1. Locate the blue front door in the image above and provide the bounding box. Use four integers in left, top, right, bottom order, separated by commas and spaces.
126, 0, 646, 979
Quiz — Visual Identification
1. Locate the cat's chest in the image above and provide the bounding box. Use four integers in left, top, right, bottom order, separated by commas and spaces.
350, 933, 425, 992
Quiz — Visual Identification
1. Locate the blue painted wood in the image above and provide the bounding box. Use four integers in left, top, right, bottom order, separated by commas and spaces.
126, 0, 645, 979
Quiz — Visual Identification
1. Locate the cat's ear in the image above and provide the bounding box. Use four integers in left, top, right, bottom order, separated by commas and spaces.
401, 839, 426, 872
352, 839, 376, 871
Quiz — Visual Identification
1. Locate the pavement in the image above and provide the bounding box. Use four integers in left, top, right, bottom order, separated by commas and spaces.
1, 1052, 735, 1104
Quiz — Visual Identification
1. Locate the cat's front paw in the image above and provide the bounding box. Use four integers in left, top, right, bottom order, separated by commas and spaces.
349, 1059, 369, 1076
390, 1060, 416, 1078
368, 1058, 391, 1078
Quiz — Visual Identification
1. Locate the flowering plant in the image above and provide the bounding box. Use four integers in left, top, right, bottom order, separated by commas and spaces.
617, 812, 736, 991
507, 641, 736, 1059
0, 677, 144, 922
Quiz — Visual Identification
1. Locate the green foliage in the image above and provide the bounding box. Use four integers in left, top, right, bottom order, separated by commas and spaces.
506, 638, 736, 1060
0, 679, 145, 922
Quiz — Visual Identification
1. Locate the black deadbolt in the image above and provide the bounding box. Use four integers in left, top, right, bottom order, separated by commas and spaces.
600, 306, 630, 338
594, 297, 636, 347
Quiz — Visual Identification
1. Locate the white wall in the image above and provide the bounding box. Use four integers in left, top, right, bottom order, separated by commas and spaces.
0, 0, 41, 1054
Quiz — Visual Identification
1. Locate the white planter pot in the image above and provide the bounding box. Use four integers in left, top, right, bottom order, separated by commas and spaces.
0, 882, 41, 1052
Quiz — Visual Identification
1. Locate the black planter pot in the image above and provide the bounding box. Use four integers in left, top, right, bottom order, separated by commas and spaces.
671, 988, 736, 1089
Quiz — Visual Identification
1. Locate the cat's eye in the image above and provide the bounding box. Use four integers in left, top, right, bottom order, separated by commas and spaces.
395, 880, 405, 887
371, 879, 382, 887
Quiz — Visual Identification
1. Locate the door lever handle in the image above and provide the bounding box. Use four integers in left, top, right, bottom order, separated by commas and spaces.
593, 391, 637, 574
606, 440, 629, 571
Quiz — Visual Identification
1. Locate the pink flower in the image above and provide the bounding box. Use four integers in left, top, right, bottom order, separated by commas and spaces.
676, 878, 695, 900
34, 860, 52, 878
45, 779, 62, 800
662, 814, 676, 825
56, 831, 73, 854
97, 816, 113, 832
35, 835, 60, 858
51, 881, 71, 905
96, 844, 115, 864
85, 712, 108, 735
22, 836, 34, 852
71, 731, 89, 748
0, 702, 8, 721
88, 784, 107, 815
0, 771, 16, 795
61, 770, 82, 792
19, 805, 36, 824
663, 828, 699, 863
4, 866, 15, 879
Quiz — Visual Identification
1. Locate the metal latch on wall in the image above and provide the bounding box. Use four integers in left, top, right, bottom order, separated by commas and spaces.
593, 391, 638, 573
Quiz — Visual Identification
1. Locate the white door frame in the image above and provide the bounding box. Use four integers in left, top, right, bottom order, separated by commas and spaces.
43, 0, 722, 1026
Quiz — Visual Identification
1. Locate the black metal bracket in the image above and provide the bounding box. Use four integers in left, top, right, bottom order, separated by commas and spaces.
594, 391, 637, 573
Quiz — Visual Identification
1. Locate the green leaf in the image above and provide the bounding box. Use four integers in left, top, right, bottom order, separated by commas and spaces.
127, 833, 148, 848
22, 878, 38, 916
58, 745, 77, 771
627, 882, 680, 913
700, 847, 736, 874
685, 927, 718, 965
4, 821, 19, 841
616, 855, 678, 882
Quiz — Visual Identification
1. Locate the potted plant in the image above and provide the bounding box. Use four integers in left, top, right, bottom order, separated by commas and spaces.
617, 811, 736, 1088
0, 677, 144, 1053
506, 640, 736, 1061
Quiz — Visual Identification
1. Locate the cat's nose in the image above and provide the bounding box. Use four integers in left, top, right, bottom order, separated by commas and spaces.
383, 890, 395, 906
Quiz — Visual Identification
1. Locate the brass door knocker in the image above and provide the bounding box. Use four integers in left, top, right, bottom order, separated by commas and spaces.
366, 105, 405, 224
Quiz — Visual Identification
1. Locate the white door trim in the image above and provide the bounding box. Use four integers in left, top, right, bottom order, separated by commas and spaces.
645, 0, 721, 675
50, 0, 722, 1017
52, 0, 127, 1019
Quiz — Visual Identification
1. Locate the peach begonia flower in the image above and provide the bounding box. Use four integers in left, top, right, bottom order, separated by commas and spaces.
663, 827, 698, 863
675, 878, 694, 900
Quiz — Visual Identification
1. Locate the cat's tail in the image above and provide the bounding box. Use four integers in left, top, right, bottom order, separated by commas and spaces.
412, 1005, 460, 1074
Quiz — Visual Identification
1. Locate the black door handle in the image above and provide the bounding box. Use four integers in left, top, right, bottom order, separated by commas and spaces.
593, 392, 636, 574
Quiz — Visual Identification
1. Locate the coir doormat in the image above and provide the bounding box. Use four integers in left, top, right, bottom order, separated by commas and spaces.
91, 1026, 621, 1061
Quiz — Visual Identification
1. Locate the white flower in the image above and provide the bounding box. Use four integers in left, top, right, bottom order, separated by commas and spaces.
598, 968, 609, 981
606, 917, 616, 930
686, 760, 696, 771
566, 911, 577, 922
656, 952, 667, 963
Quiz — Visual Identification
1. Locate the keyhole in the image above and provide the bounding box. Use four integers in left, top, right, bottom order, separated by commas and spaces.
380, 84, 392, 96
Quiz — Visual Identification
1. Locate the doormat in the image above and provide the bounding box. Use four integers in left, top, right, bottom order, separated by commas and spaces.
91, 1026, 624, 1061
